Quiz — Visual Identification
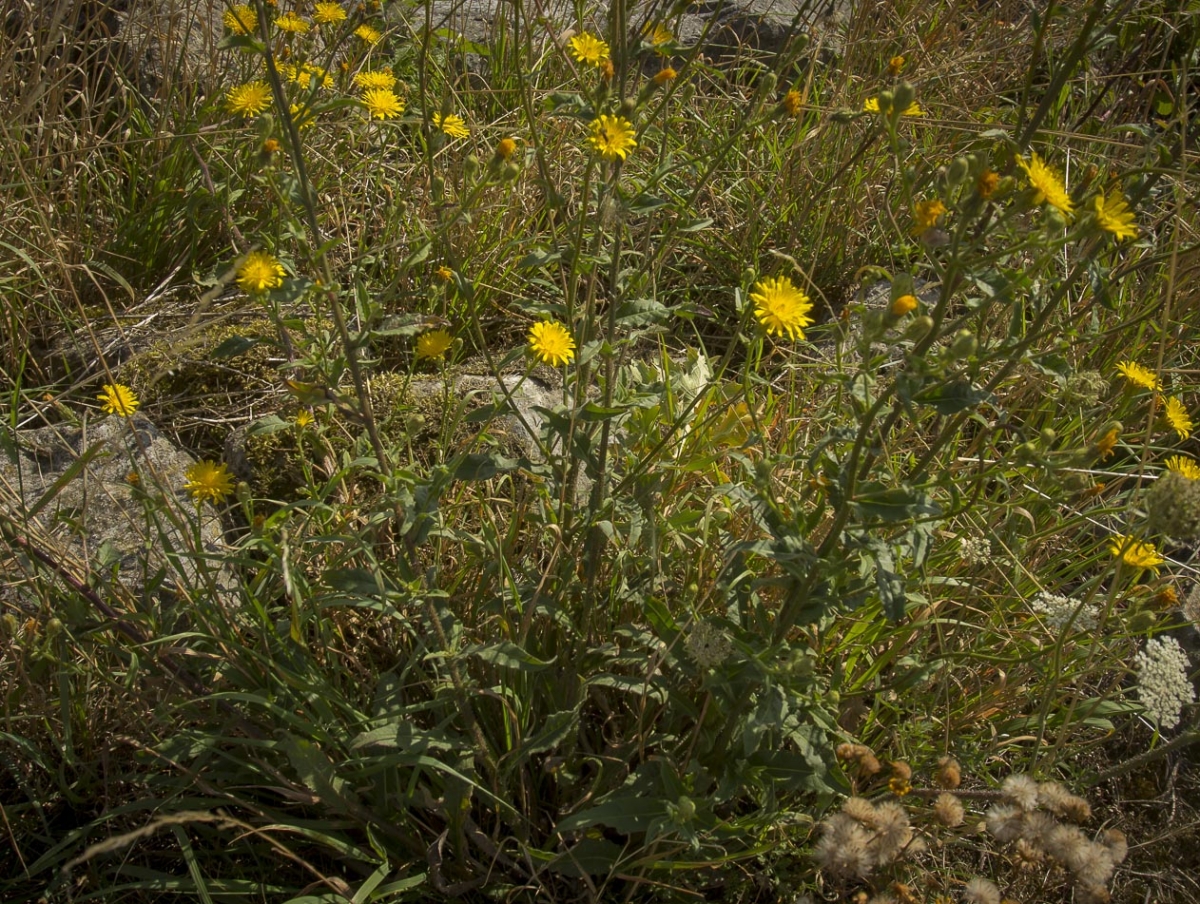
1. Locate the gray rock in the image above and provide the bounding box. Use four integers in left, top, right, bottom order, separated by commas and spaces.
0, 415, 236, 613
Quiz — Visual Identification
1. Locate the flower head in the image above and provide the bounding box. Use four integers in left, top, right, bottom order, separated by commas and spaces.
223, 4, 258, 33
977, 169, 1000, 199
890, 294, 918, 317
587, 114, 637, 161
295, 409, 314, 428
362, 88, 404, 119
1134, 636, 1195, 729
654, 66, 678, 86
863, 96, 923, 116
1164, 396, 1193, 440
1109, 534, 1164, 572
283, 62, 331, 89
226, 81, 272, 117
435, 265, 454, 282
643, 22, 672, 48
98, 383, 139, 417
416, 328, 453, 361
912, 198, 947, 233
569, 32, 610, 67
783, 88, 802, 116
1094, 188, 1137, 240
750, 275, 814, 340
237, 251, 286, 294
313, 1, 347, 24
1116, 360, 1161, 391
528, 321, 576, 367
355, 23, 382, 43
274, 11, 310, 33
432, 112, 469, 139
1166, 456, 1200, 480
353, 69, 397, 90
888, 54, 905, 76
495, 137, 517, 159
184, 460, 235, 505
1018, 152, 1073, 216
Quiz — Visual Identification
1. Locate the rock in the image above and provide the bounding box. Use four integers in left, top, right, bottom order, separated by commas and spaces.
0, 415, 236, 614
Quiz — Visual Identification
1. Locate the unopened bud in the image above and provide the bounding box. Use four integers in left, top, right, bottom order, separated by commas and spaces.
950, 329, 977, 359
892, 81, 916, 113
947, 156, 969, 189
906, 315, 934, 341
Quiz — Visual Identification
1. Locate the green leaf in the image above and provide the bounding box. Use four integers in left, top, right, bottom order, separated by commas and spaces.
543, 838, 625, 877
453, 452, 520, 481
677, 217, 713, 232
627, 194, 670, 215
556, 794, 669, 834
512, 707, 579, 761
853, 484, 940, 522
350, 721, 458, 753
464, 640, 555, 671
913, 380, 990, 414
246, 415, 293, 437
209, 335, 260, 359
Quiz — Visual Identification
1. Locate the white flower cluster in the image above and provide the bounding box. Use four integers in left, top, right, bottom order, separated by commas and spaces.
959, 535, 993, 566
1031, 591, 1098, 631
1134, 636, 1195, 729
684, 621, 732, 669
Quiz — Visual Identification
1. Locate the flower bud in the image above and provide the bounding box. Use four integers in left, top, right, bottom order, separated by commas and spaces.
1039, 427, 1057, 447
906, 315, 934, 341
950, 329, 977, 359
892, 81, 916, 113
947, 156, 969, 189
463, 153, 481, 182
1044, 206, 1068, 231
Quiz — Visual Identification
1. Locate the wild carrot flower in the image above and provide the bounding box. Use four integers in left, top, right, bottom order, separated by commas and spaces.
1166, 456, 1200, 480
353, 69, 397, 90
1094, 188, 1137, 240
1018, 152, 1073, 216
750, 275, 813, 340
684, 621, 732, 668
1116, 360, 1161, 391
223, 4, 258, 33
184, 460, 235, 505
98, 383, 139, 417
1164, 396, 1193, 439
226, 81, 272, 117
237, 251, 285, 293
415, 329, 453, 361
587, 115, 637, 160
362, 88, 404, 119
1031, 590, 1098, 631
432, 113, 469, 139
313, 1, 347, 24
568, 32, 610, 66
528, 321, 575, 367
355, 23, 382, 43
1134, 636, 1194, 729
1109, 534, 1164, 571
274, 11, 310, 33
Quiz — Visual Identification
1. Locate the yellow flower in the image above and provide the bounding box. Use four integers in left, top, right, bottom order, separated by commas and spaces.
977, 169, 1000, 199
432, 112, 469, 139
654, 67, 678, 86
435, 265, 454, 282
750, 275, 814, 340
237, 251, 286, 293
1166, 456, 1200, 480
353, 69, 397, 90
355, 23, 382, 43
888, 54, 905, 76
98, 383, 139, 417
1018, 151, 1073, 216
912, 198, 947, 233
1109, 534, 1164, 571
495, 137, 517, 159
643, 22, 672, 48
295, 409, 315, 427
528, 321, 576, 367
783, 88, 802, 116
1115, 360, 1161, 391
863, 96, 923, 115
289, 103, 317, 129
223, 4, 258, 34
226, 81, 272, 117
569, 32, 610, 67
890, 294, 918, 316
313, 1, 347, 24
1094, 188, 1137, 241
1164, 396, 1193, 440
274, 11, 310, 33
285, 62, 331, 89
262, 138, 280, 155
362, 88, 404, 119
416, 329, 453, 361
184, 460, 235, 505
1093, 426, 1119, 460
587, 114, 637, 161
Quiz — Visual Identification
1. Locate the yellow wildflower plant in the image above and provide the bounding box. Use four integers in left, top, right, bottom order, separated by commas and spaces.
237, 251, 286, 293
1094, 188, 1137, 240
184, 460, 235, 505
226, 81, 272, 117
569, 32, 610, 67
863, 96, 923, 116
1166, 456, 1200, 481
353, 70, 397, 90
355, 23, 382, 43
295, 409, 315, 428
432, 113, 469, 139
416, 329, 454, 361
1115, 360, 1161, 391
888, 54, 905, 76
783, 88, 802, 116
643, 22, 672, 48
1164, 397, 1193, 440
1018, 152, 1073, 216
222, 4, 258, 34
750, 275, 814, 340
912, 199, 947, 234
495, 137, 517, 160
363, 88, 404, 119
313, 1, 347, 24
1108, 534, 1164, 572
528, 321, 576, 367
587, 115, 637, 161
98, 383, 139, 417
274, 11, 310, 33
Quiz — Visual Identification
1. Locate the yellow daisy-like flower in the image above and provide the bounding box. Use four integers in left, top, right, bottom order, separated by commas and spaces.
98, 383, 139, 417
1115, 360, 1161, 391
283, 62, 331, 89
1166, 456, 1200, 480
888, 54, 905, 76
435, 265, 454, 282
1164, 396, 1193, 440
222, 4, 258, 34
313, 1, 347, 24
862, 96, 923, 116
237, 251, 286, 294
643, 22, 672, 48
289, 103, 317, 130
653, 67, 677, 86
1094, 188, 1137, 241
912, 198, 947, 233
184, 460, 235, 505
362, 88, 404, 119
1018, 151, 1073, 216
274, 11, 310, 33
432, 113, 469, 139
528, 321, 576, 367
750, 275, 814, 340
416, 329, 453, 361
783, 88, 802, 116
226, 81, 272, 117
890, 294, 918, 316
977, 169, 1000, 199
587, 114, 637, 161
295, 409, 315, 428
1093, 426, 1119, 460
353, 69, 397, 90
355, 23, 382, 43
569, 32, 610, 67
495, 137, 517, 159
1108, 534, 1164, 571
